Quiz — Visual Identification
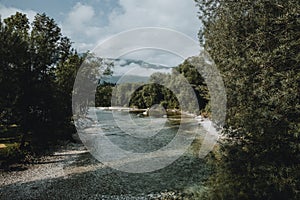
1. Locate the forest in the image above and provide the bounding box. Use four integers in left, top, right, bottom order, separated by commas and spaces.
0, 0, 299, 199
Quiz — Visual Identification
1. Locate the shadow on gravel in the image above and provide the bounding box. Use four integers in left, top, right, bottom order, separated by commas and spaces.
0, 149, 211, 200
0, 165, 28, 172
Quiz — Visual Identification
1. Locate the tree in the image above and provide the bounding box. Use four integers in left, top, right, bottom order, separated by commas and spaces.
128, 83, 176, 109
0, 12, 78, 150
95, 82, 115, 107
126, 60, 209, 112
55, 52, 83, 138
175, 60, 209, 111
195, 0, 300, 199
0, 13, 29, 128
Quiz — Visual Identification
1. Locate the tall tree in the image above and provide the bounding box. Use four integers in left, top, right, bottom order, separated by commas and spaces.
0, 12, 78, 149
195, 0, 300, 199
175, 60, 209, 110
55, 52, 83, 138
0, 13, 29, 128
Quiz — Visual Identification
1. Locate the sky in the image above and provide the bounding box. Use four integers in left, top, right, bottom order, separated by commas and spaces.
0, 0, 201, 67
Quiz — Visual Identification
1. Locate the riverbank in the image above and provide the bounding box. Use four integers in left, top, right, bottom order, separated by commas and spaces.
0, 141, 210, 200
94, 107, 195, 118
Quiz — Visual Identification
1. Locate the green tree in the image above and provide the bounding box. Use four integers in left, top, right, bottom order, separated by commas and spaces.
129, 83, 174, 109
175, 60, 209, 111
126, 60, 209, 112
95, 82, 115, 107
55, 52, 83, 138
0, 13, 29, 128
0, 12, 78, 150
195, 0, 300, 199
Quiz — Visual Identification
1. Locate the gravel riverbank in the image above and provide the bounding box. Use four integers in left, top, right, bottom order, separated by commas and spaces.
0, 142, 209, 200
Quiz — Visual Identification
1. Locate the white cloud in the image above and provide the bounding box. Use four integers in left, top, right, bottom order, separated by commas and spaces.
108, 0, 200, 37
63, 0, 201, 56
0, 4, 37, 23
105, 0, 201, 65
65, 3, 95, 31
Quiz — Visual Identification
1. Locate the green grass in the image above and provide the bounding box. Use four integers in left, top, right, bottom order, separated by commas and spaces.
0, 142, 23, 166
0, 142, 19, 155
0, 126, 26, 167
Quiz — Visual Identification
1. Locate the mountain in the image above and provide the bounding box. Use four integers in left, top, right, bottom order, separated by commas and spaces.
113, 58, 171, 70
102, 58, 173, 84
102, 75, 149, 84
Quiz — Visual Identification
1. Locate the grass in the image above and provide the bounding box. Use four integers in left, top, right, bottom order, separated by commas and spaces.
0, 142, 24, 167
0, 126, 26, 167
0, 142, 20, 158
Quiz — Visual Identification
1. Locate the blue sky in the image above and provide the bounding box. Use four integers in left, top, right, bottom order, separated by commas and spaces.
0, 0, 201, 66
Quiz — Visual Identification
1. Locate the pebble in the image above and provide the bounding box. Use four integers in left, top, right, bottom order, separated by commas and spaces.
0, 142, 207, 200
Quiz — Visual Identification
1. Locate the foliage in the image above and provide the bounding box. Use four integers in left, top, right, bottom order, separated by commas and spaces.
128, 83, 180, 109
0, 143, 26, 166
105, 60, 209, 113
55, 52, 83, 137
175, 60, 209, 111
95, 82, 115, 107
195, 0, 300, 199
0, 12, 81, 152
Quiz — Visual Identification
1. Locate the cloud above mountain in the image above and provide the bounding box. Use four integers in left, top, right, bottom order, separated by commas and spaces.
112, 59, 172, 77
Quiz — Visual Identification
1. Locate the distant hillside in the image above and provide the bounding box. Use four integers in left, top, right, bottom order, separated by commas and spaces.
77, 56, 173, 84
102, 75, 149, 84
113, 58, 171, 70
105, 58, 172, 84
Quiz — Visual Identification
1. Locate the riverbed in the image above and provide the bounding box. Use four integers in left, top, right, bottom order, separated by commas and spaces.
0, 110, 212, 199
